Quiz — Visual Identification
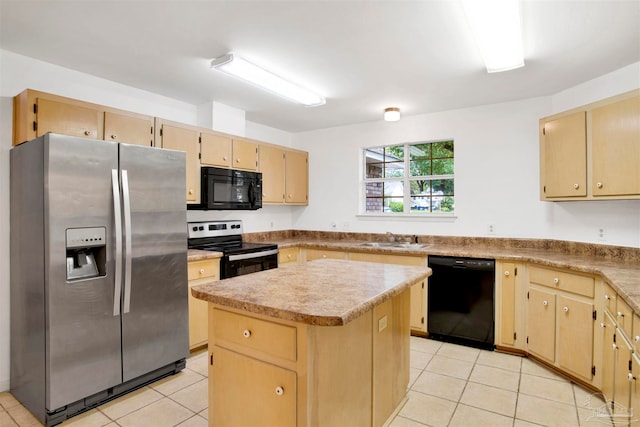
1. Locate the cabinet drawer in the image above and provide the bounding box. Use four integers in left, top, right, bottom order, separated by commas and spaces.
305, 249, 346, 261
213, 309, 297, 362
188, 259, 219, 281
279, 247, 298, 264
529, 266, 594, 297
616, 296, 634, 339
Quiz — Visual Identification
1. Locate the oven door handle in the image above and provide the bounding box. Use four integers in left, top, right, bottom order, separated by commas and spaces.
227, 249, 279, 262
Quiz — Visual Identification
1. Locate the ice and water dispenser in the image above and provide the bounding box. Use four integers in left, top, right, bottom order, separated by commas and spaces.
65, 227, 107, 281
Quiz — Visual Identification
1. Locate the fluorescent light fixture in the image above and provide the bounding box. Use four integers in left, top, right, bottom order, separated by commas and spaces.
210, 53, 326, 107
384, 107, 400, 122
462, 0, 525, 73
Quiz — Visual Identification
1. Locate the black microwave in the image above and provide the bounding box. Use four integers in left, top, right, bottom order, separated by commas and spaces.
188, 167, 262, 210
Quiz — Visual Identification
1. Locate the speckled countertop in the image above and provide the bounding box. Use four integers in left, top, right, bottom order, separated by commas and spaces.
187, 249, 222, 261
269, 237, 640, 314
191, 259, 430, 326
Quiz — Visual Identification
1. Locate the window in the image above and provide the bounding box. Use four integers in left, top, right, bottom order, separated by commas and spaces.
363, 140, 454, 214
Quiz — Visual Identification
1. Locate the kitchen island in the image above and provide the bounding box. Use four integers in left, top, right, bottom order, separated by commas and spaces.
191, 259, 431, 427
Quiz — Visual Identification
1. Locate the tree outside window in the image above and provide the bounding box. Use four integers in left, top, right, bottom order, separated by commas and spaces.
363, 141, 454, 214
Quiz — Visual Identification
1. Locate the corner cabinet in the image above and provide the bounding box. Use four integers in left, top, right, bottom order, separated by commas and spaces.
539, 90, 640, 201
525, 265, 598, 385
13, 89, 154, 147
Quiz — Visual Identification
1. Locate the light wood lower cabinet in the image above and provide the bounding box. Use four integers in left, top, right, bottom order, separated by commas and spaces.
526, 266, 596, 384
304, 248, 347, 261
496, 262, 524, 350
278, 247, 299, 264
187, 258, 220, 350
207, 288, 411, 427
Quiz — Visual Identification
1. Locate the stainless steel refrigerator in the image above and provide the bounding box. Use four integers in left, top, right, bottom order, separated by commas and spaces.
10, 133, 189, 426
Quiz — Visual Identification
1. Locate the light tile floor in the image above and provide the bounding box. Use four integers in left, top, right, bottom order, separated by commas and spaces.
0, 337, 616, 427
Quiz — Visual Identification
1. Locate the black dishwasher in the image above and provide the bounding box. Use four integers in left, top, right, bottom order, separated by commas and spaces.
427, 256, 495, 350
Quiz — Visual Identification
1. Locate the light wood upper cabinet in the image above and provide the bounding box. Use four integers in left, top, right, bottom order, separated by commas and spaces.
539, 90, 640, 201
156, 120, 200, 203
592, 95, 640, 197
259, 144, 309, 205
259, 144, 286, 203
541, 112, 587, 198
285, 150, 308, 204
232, 137, 258, 171
200, 132, 232, 168
13, 89, 154, 147
104, 111, 153, 146
35, 97, 101, 140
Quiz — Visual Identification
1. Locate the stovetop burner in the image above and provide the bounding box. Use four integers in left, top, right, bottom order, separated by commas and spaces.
187, 220, 278, 255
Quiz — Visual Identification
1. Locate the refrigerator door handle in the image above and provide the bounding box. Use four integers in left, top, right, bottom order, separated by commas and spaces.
111, 169, 122, 316
122, 169, 133, 314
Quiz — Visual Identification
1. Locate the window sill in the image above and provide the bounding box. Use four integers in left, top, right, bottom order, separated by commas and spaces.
356, 213, 457, 222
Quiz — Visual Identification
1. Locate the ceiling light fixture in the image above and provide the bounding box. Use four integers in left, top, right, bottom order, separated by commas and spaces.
384, 107, 401, 122
210, 53, 326, 107
461, 0, 525, 73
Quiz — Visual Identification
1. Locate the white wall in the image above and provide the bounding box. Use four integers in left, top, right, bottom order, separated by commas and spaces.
292, 63, 640, 248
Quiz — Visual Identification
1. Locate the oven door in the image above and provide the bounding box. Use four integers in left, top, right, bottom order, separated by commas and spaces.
221, 250, 279, 279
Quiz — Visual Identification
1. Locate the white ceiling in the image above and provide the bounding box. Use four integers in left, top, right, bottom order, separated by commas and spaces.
1, 1, 639, 132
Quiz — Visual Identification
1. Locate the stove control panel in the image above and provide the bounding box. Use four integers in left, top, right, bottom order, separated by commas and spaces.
188, 220, 243, 239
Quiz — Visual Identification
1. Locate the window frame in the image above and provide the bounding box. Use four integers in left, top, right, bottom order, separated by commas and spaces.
361, 140, 455, 217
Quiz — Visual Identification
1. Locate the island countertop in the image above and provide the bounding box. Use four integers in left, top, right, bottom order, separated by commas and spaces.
191, 258, 431, 326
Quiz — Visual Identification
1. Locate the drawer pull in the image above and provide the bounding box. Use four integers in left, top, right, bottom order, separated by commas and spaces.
573, 183, 580, 189
617, 311, 625, 318
553, 277, 559, 285
199, 268, 205, 274
287, 254, 292, 259
543, 300, 548, 306
275, 386, 284, 396
563, 306, 569, 313
504, 271, 510, 277
84, 130, 91, 136
243, 329, 252, 338
111, 134, 118, 140
613, 343, 617, 350
322, 255, 327, 258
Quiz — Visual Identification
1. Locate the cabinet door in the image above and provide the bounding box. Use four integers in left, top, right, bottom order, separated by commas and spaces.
285, 150, 308, 204
278, 247, 298, 264
410, 281, 425, 331
188, 281, 208, 349
210, 346, 296, 427
37, 98, 100, 139
592, 95, 640, 196
614, 331, 632, 416
500, 263, 517, 346
104, 112, 153, 146
542, 112, 587, 197
526, 288, 556, 362
232, 138, 258, 170
201, 133, 232, 168
630, 354, 640, 427
557, 295, 594, 381
160, 124, 200, 203
259, 144, 285, 203
601, 312, 616, 404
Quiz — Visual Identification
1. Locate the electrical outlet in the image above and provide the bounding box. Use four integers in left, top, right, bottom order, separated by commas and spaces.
598, 227, 606, 241
487, 223, 496, 235
331, 221, 337, 229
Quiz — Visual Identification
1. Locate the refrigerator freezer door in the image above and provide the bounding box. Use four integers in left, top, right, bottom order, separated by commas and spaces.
44, 135, 123, 410
119, 143, 188, 382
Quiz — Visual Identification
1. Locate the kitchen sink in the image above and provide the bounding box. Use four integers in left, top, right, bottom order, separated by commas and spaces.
355, 242, 431, 249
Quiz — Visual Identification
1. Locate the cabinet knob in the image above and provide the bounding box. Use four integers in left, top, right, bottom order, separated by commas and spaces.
573, 183, 580, 189
236, 158, 240, 163
553, 277, 559, 285
629, 373, 635, 382
322, 255, 327, 258
110, 134, 118, 140
600, 322, 606, 328
84, 130, 91, 136
613, 343, 618, 350
604, 295, 611, 301
275, 386, 284, 396
635, 335, 640, 343
288, 194, 293, 199
223, 156, 228, 161
543, 300, 548, 306
287, 254, 292, 259
563, 306, 569, 313
243, 329, 251, 338
504, 271, 510, 277
617, 311, 625, 318
199, 268, 205, 274
596, 182, 603, 189
188, 189, 194, 195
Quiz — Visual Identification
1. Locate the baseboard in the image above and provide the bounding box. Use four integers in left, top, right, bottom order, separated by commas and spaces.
0, 377, 10, 392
